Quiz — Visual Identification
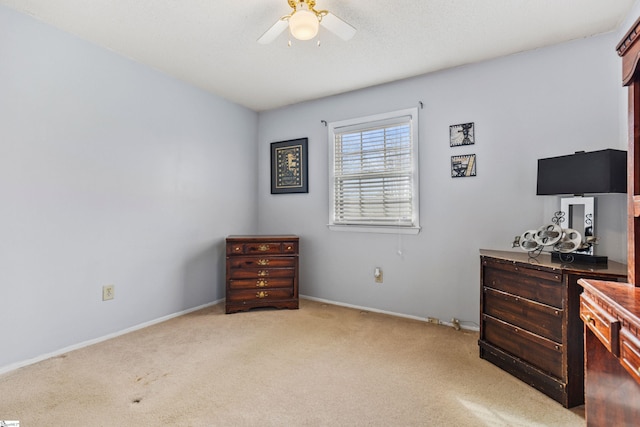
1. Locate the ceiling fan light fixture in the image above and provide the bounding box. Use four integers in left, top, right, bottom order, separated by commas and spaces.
288, 5, 319, 40
257, 0, 355, 45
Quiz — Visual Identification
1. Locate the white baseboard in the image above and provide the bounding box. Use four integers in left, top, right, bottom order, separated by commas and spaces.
0, 298, 223, 376
300, 295, 480, 332
2, 296, 478, 376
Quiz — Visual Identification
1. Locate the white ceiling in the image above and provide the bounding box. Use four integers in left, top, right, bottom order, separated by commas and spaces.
1, 0, 635, 111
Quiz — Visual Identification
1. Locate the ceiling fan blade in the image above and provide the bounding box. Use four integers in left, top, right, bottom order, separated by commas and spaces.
320, 12, 356, 41
257, 19, 289, 44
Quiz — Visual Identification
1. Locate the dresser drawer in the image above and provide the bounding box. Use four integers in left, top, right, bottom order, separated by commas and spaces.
580, 293, 621, 356
620, 328, 640, 385
227, 256, 296, 269
280, 242, 297, 254
227, 242, 292, 255
227, 288, 294, 303
229, 277, 294, 290
483, 314, 563, 378
228, 267, 295, 279
244, 242, 282, 254
483, 261, 563, 308
244, 241, 296, 254
483, 287, 563, 342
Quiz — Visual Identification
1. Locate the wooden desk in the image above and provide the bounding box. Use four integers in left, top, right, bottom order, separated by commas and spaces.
578, 279, 640, 426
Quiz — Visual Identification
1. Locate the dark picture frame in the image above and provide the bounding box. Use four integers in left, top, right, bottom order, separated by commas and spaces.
449, 122, 475, 147
451, 154, 477, 178
271, 138, 308, 194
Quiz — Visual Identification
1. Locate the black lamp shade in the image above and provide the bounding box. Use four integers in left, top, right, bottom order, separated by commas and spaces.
536, 149, 627, 195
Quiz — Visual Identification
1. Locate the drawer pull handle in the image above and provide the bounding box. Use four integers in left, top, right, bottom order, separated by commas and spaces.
258, 270, 269, 277
258, 244, 270, 252
257, 259, 270, 266
256, 291, 269, 298
234, 246, 241, 252
286, 245, 293, 250
256, 280, 268, 288
585, 314, 595, 325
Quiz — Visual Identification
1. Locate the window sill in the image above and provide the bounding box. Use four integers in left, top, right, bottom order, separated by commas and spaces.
327, 224, 421, 235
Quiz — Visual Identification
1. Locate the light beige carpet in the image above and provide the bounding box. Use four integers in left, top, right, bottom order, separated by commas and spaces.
1, 299, 585, 426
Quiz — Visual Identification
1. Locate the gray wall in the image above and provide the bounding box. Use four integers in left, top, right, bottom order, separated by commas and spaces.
257, 31, 628, 328
0, 5, 258, 370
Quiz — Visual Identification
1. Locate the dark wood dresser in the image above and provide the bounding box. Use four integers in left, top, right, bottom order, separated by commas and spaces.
225, 235, 299, 314
479, 249, 626, 407
574, 14, 640, 426
578, 279, 640, 426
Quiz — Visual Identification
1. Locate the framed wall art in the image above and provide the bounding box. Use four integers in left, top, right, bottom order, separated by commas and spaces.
449, 122, 475, 147
451, 154, 477, 178
271, 138, 308, 194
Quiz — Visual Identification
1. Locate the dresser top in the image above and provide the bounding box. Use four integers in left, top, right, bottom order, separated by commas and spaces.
480, 249, 627, 277
226, 235, 298, 241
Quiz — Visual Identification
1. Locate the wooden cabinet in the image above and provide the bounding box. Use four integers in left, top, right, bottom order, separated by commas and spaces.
578, 279, 640, 426
479, 249, 626, 407
225, 235, 299, 314
618, 15, 640, 284
574, 15, 640, 426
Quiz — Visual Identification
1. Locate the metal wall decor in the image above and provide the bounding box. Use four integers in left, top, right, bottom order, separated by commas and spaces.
270, 138, 308, 194
451, 154, 477, 178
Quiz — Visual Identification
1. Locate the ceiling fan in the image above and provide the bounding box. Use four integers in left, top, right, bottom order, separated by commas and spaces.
258, 0, 356, 44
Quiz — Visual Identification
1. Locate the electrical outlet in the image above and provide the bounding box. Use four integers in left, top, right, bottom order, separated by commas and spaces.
102, 285, 115, 301
427, 317, 440, 325
374, 267, 383, 283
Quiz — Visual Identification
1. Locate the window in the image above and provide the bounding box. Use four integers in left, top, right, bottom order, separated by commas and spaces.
328, 108, 420, 234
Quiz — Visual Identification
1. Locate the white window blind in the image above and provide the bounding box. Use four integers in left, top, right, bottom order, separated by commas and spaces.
328, 108, 420, 233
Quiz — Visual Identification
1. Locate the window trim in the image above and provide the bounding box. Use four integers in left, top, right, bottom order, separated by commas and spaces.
327, 107, 420, 235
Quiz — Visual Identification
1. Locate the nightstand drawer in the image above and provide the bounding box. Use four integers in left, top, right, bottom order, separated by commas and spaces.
580, 293, 621, 356
620, 328, 640, 385
229, 278, 294, 290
